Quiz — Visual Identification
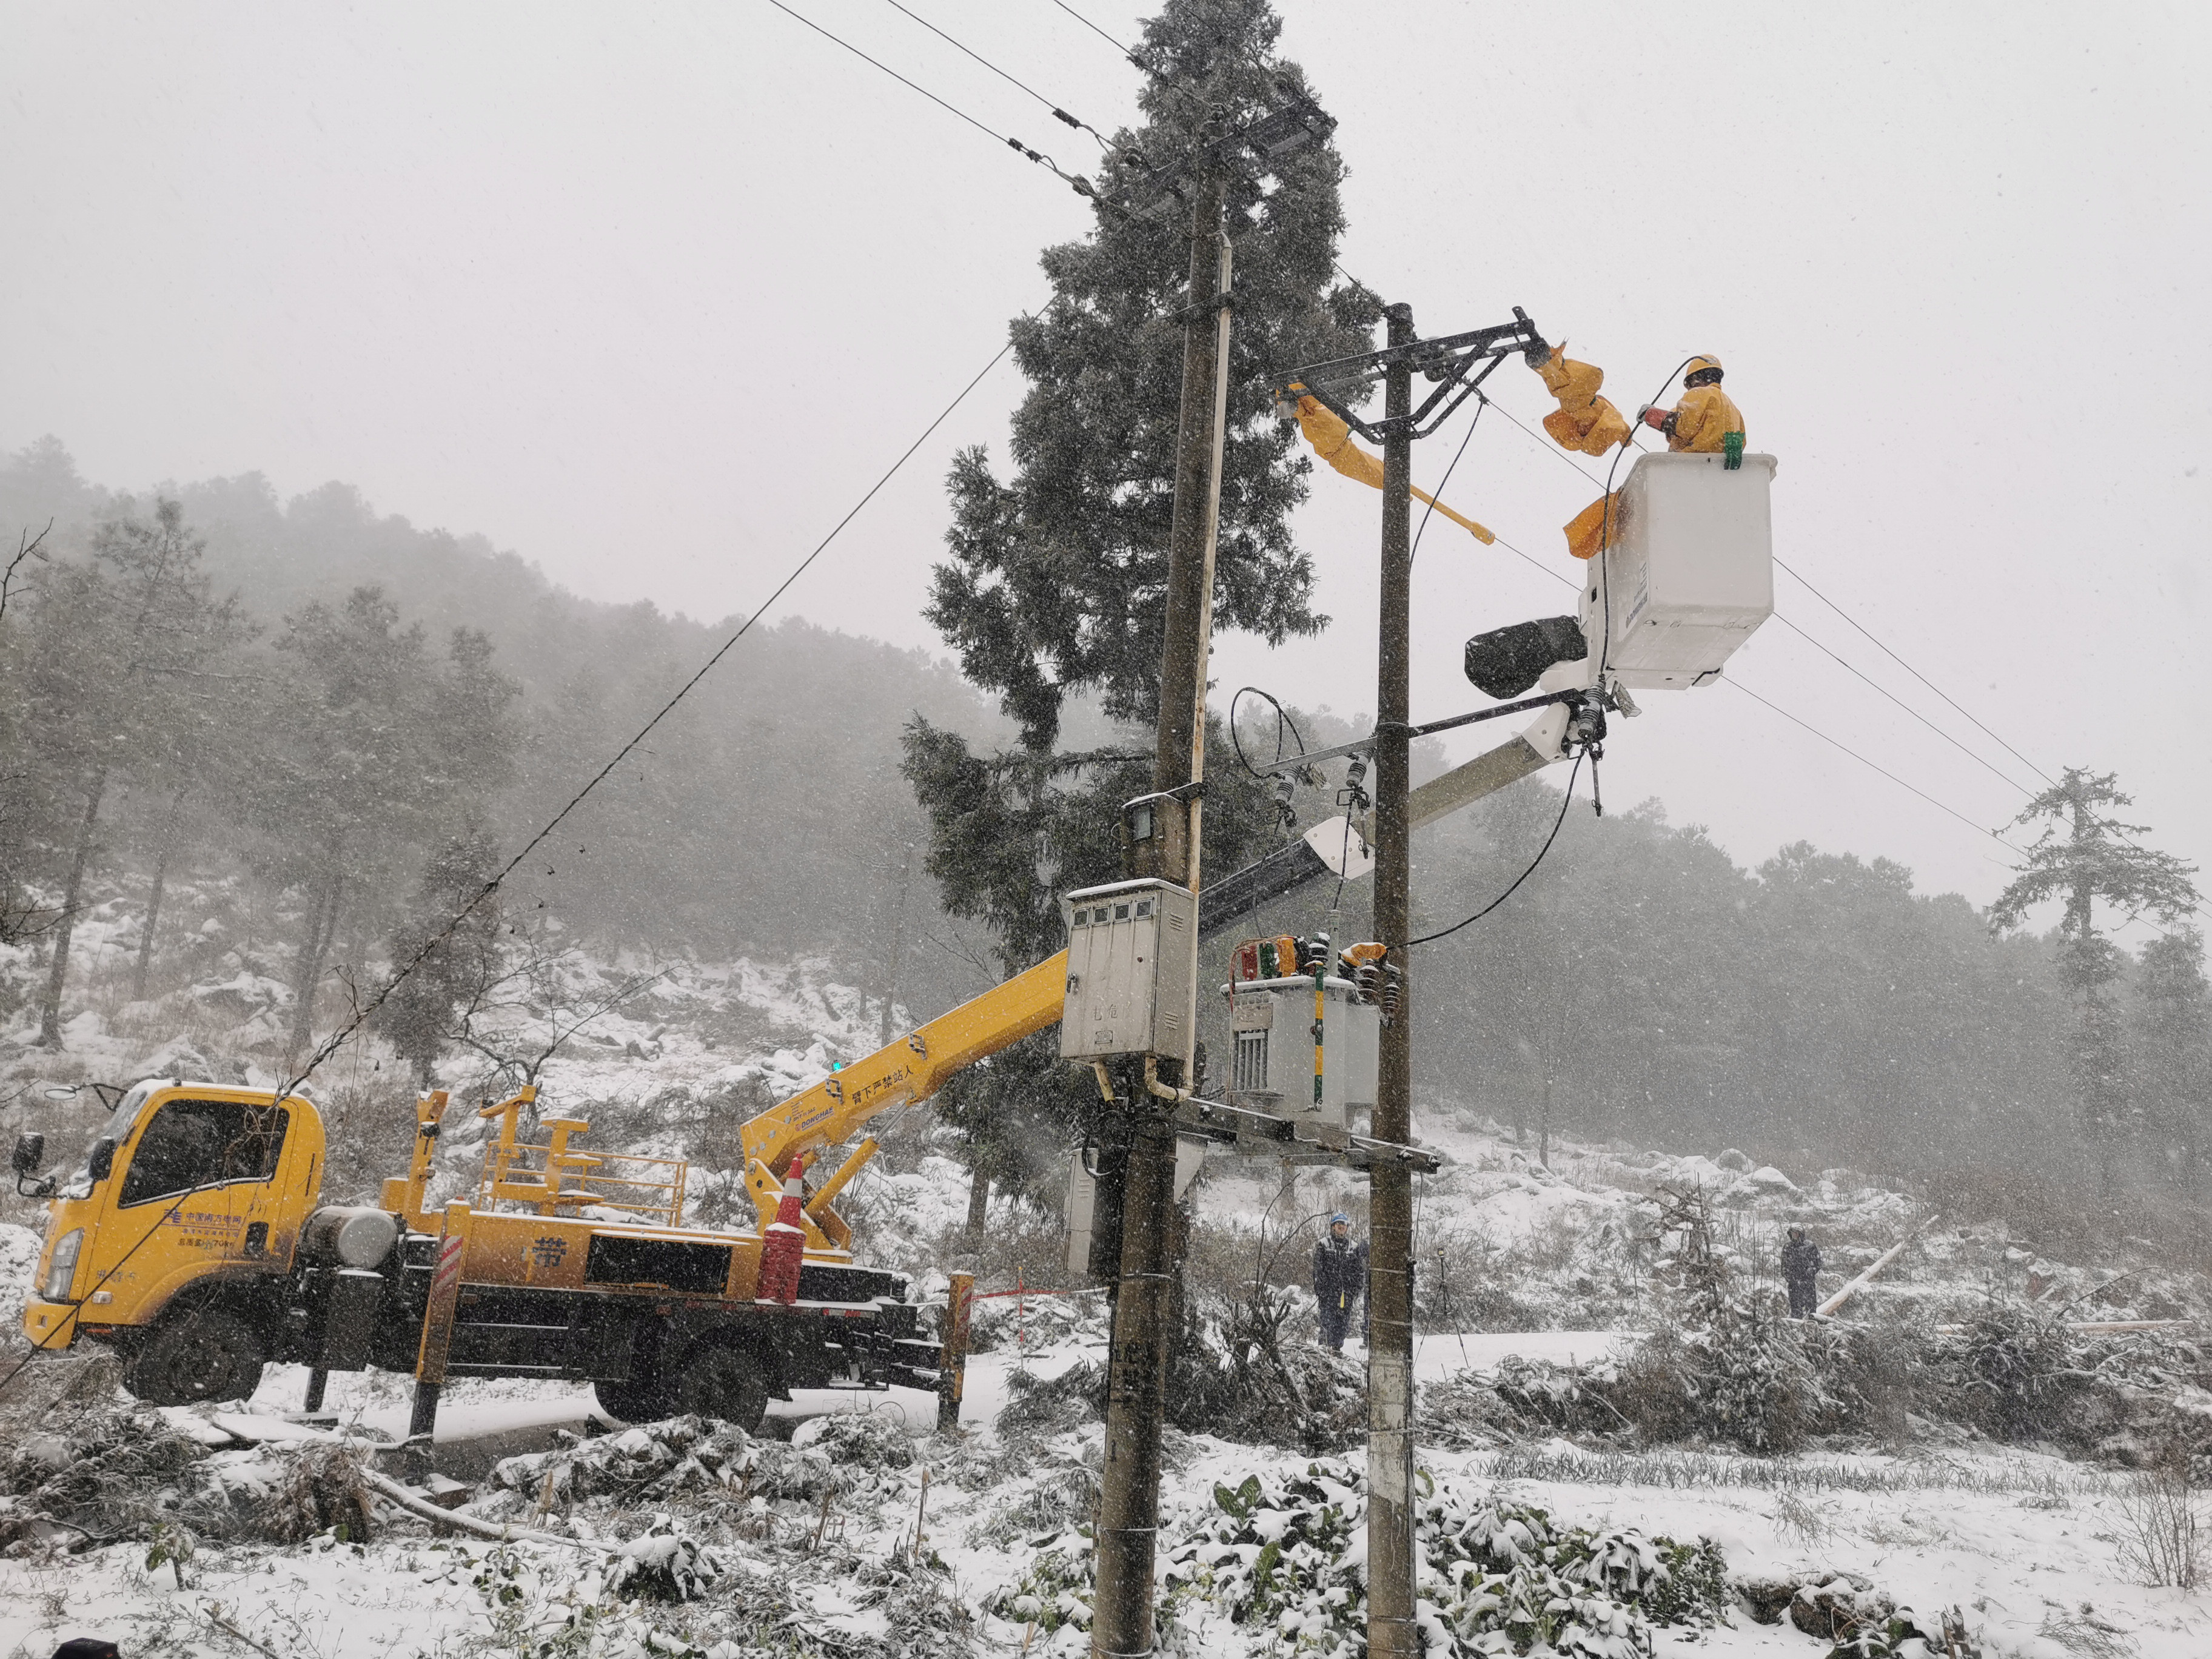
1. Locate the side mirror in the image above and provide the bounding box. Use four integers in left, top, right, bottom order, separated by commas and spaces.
87, 1140, 115, 1182
10, 1133, 42, 1176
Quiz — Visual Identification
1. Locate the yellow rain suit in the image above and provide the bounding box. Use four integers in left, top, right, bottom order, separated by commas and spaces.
1289, 392, 1494, 544
1663, 383, 1746, 455
1530, 347, 1631, 458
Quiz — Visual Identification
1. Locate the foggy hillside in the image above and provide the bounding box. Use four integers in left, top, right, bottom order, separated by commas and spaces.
3, 438, 2196, 1231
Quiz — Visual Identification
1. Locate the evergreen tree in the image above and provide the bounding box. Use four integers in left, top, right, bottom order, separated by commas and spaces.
380, 829, 506, 1090
17, 501, 253, 1042
250, 588, 518, 1063
1991, 769, 2199, 1191
905, 0, 1379, 1196
2134, 926, 2211, 1191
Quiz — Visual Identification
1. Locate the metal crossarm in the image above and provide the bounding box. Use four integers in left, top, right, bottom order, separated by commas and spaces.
1274, 309, 1548, 443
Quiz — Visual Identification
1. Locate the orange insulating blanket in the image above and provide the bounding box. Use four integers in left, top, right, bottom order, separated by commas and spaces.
1531, 346, 1632, 458
1290, 393, 1494, 543
1563, 491, 1626, 562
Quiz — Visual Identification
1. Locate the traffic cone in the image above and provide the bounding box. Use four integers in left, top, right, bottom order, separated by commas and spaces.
756, 1153, 810, 1305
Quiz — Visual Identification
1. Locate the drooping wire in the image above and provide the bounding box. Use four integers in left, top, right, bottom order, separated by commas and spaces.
266, 337, 1019, 1110
882, 0, 1119, 155
1403, 753, 1587, 948
767, 0, 1103, 201
1228, 685, 1310, 779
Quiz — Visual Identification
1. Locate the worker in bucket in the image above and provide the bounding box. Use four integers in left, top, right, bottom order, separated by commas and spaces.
1312, 1212, 1368, 1353
1639, 355, 1748, 469
1782, 1225, 1822, 1319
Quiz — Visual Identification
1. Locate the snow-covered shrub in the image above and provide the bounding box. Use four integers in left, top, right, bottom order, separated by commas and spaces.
494, 1416, 760, 1507
1951, 1302, 2079, 1442
1167, 1280, 1367, 1451
998, 1358, 1104, 1438
606, 1524, 725, 1603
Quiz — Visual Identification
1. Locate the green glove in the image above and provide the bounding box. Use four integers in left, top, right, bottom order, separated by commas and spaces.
1722, 430, 1745, 471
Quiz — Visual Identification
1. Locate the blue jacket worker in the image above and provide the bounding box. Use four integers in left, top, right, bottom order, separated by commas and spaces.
1782, 1227, 1822, 1319
1313, 1212, 1368, 1353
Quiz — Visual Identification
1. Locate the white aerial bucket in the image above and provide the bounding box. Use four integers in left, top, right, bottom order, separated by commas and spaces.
1578, 451, 1777, 690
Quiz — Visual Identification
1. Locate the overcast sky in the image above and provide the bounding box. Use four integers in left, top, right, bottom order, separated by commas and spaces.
5, 2, 2208, 927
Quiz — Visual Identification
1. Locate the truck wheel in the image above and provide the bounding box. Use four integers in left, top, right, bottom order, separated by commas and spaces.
674, 1344, 770, 1432
122, 1308, 266, 1406
594, 1375, 673, 1423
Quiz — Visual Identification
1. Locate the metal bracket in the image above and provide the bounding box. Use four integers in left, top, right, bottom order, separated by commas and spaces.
1272, 308, 1547, 444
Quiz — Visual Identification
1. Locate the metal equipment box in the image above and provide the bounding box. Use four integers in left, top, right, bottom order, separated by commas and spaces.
1584, 451, 1776, 690
1057, 879, 1197, 1060
1223, 974, 1378, 1129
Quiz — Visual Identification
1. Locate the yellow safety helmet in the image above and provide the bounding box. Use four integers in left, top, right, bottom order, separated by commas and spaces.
1684, 354, 1724, 385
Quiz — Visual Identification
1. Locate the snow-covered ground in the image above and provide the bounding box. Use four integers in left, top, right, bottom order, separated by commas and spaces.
5, 927, 2210, 1657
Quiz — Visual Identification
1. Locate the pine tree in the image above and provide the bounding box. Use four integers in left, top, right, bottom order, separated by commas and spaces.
380, 830, 506, 1090
18, 501, 252, 1042
2133, 926, 2211, 1192
250, 588, 518, 1064
1991, 769, 2199, 1191
905, 0, 1378, 1196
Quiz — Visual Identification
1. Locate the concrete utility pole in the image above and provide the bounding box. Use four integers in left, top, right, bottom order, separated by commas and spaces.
1091, 166, 1232, 1659
1367, 300, 1419, 1658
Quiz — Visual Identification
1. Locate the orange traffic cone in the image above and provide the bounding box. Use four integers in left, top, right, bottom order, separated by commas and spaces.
756, 1152, 810, 1305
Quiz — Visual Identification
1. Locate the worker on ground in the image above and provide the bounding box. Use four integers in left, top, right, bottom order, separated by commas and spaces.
1312, 1211, 1367, 1354
1781, 1226, 1822, 1320
1640, 355, 1747, 469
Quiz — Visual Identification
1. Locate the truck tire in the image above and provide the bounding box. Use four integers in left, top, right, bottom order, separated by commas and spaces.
123, 1308, 266, 1406
594, 1375, 673, 1424
673, 1343, 771, 1432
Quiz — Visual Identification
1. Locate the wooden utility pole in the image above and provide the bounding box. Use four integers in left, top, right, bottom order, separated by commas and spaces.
1091, 166, 1232, 1659
1367, 300, 1418, 1659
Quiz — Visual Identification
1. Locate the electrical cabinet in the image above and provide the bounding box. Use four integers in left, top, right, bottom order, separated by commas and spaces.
1583, 451, 1776, 689
1223, 974, 1378, 1130
1057, 879, 1196, 1061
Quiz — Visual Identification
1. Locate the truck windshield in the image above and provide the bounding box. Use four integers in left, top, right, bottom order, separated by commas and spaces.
117, 1099, 289, 1208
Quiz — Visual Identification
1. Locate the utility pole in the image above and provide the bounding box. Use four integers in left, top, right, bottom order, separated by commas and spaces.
1091, 165, 1232, 1659
1367, 301, 1418, 1659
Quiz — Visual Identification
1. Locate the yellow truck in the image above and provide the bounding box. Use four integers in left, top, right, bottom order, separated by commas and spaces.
12, 954, 1068, 1430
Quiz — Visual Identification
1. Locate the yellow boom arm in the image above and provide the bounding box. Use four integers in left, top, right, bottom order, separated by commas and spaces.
736, 951, 1068, 1247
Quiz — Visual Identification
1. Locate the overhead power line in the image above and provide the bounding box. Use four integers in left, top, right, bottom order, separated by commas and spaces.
766, 0, 1100, 198
883, 0, 1116, 153
1725, 679, 2022, 854
272, 337, 1017, 1102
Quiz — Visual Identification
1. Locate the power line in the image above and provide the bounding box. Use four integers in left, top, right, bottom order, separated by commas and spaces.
1725, 679, 2022, 854
766, 0, 1099, 198
883, 0, 1116, 153
272, 337, 1018, 1102
1773, 555, 2058, 789
1048, 0, 1134, 57
1765, 610, 2042, 800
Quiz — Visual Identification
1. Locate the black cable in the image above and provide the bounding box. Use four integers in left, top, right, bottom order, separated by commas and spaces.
1724, 679, 2026, 853
1048, 0, 1134, 56
1403, 752, 1586, 948
1774, 557, 2057, 789
767, 0, 1102, 201
883, 0, 1116, 153
269, 337, 1017, 1109
1409, 395, 1484, 568
1227, 685, 1309, 780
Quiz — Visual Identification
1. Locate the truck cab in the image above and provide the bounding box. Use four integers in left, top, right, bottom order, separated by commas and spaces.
21, 1079, 324, 1403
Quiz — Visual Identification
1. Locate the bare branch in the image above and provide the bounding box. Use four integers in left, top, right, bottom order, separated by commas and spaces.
0, 519, 53, 623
